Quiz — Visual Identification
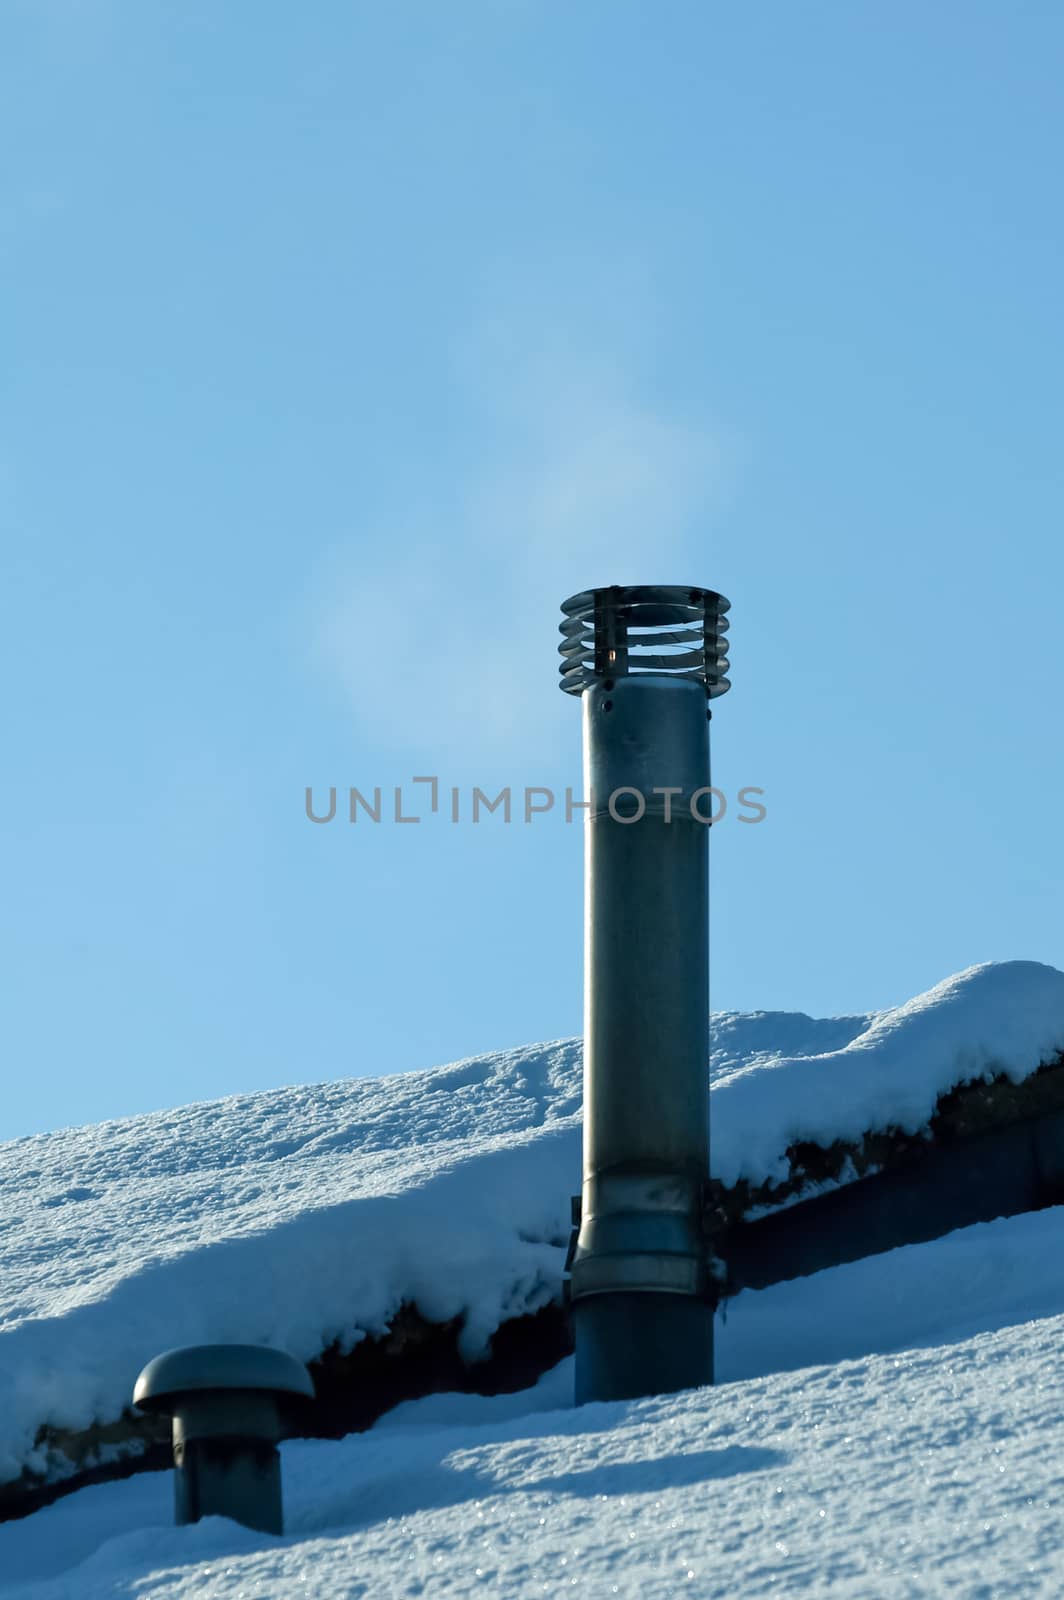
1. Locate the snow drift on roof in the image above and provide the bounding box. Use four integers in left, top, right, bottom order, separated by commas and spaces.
5, 1204, 1064, 1595
0, 959, 1062, 1489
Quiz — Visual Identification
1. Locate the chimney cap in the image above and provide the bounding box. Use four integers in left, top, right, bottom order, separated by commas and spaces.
559, 584, 731, 698
133, 1343, 314, 1413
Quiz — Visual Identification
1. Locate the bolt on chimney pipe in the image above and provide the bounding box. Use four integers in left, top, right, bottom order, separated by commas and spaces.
559, 585, 731, 1406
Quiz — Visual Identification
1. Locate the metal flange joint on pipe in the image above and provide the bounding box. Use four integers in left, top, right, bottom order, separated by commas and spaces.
558, 584, 731, 1406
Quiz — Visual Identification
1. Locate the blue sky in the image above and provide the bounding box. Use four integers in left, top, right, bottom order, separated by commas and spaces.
2, 1, 1062, 1137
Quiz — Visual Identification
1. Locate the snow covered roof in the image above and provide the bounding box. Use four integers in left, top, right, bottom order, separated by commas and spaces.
2, 959, 1064, 1593
5, 1205, 1064, 1596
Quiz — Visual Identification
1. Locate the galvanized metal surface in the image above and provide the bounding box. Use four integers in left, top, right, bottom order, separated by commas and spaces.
558, 584, 731, 697
133, 1343, 313, 1535
172, 1437, 283, 1536
133, 1344, 314, 1408
561, 583, 732, 1405
573, 1293, 714, 1405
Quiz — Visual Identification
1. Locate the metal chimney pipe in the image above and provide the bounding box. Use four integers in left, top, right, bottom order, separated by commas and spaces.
559, 585, 731, 1405
133, 1344, 314, 1534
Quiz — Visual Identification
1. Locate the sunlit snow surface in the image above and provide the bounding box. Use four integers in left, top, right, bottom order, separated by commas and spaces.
3, 960, 1064, 1594
5, 1211, 1064, 1596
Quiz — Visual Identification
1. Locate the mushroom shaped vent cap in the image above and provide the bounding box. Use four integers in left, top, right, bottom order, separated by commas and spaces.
133, 1344, 315, 1412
